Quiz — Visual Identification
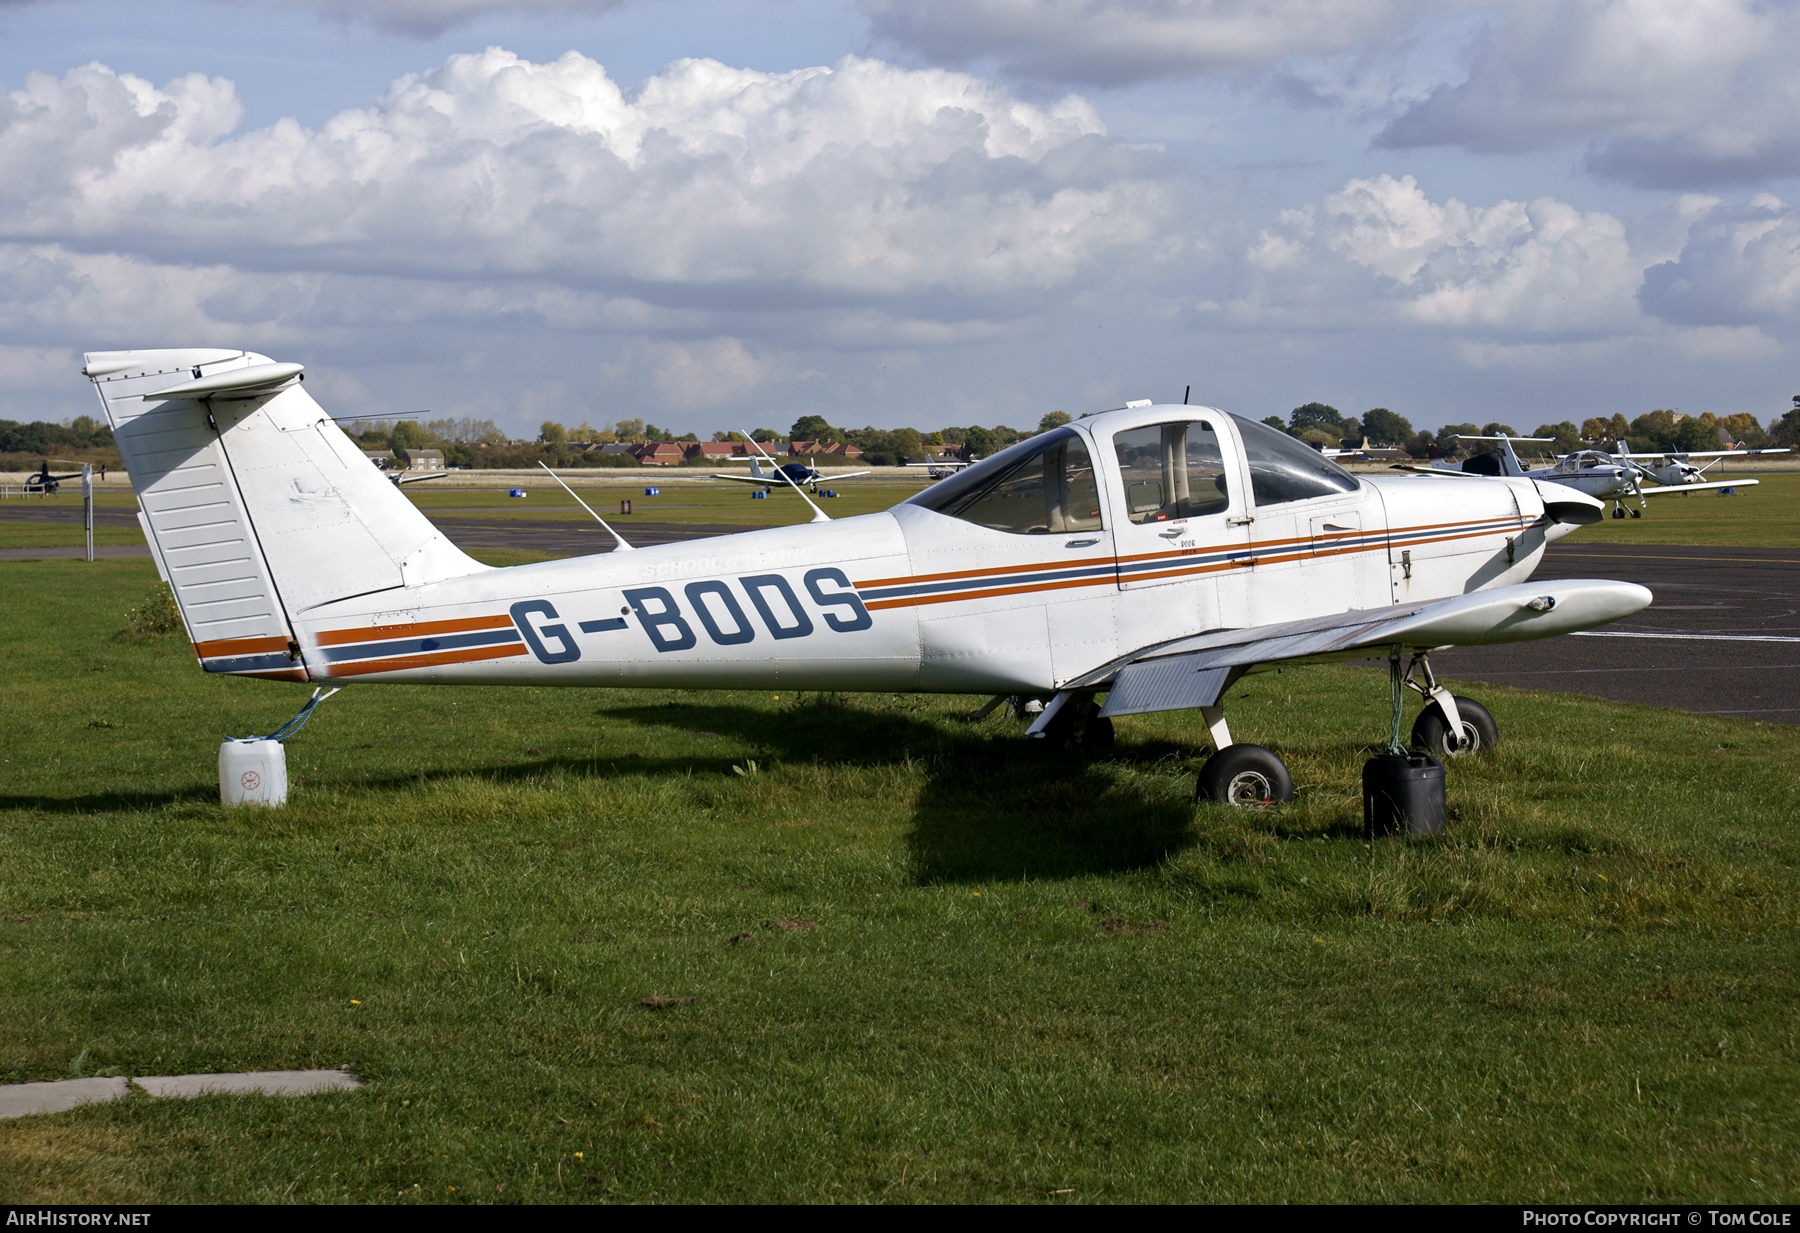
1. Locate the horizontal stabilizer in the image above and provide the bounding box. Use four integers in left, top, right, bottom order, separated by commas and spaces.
141, 363, 304, 401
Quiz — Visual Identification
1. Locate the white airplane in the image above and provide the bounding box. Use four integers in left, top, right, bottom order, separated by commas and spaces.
1613, 441, 1788, 488
712, 455, 870, 491
82, 349, 1650, 806
907, 459, 975, 481
1414, 434, 1760, 519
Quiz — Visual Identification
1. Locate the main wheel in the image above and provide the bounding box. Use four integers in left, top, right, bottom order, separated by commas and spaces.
1611, 507, 1626, 519
1197, 744, 1293, 807
1630, 508, 1642, 518
1410, 696, 1499, 758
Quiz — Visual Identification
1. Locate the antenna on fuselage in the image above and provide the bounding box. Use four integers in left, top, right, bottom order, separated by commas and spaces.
536, 462, 634, 551
742, 432, 831, 523
1184, 385, 1190, 405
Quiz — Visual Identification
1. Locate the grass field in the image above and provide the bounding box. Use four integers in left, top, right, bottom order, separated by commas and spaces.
1, 559, 1797, 1203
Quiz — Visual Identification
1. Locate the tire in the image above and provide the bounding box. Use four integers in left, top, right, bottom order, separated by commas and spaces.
1196, 744, 1293, 807
1409, 696, 1499, 758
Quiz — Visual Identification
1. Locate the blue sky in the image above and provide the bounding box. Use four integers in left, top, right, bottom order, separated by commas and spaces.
4, 0, 1798, 438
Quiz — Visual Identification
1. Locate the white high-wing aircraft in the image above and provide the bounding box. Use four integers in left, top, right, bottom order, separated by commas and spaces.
1614, 441, 1788, 488
83, 349, 1651, 806
1420, 434, 1761, 519
712, 456, 871, 491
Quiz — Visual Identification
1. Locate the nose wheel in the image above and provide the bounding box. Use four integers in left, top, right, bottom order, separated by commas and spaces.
1410, 695, 1499, 758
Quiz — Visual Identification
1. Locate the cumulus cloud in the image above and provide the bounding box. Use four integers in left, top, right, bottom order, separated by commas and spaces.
1228, 174, 1645, 337
1378, 0, 1800, 189
863, 0, 1443, 86
1639, 195, 1800, 326
0, 51, 1175, 310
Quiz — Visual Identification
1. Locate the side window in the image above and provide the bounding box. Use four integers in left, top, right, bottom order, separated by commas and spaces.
908, 428, 1104, 534
1111, 420, 1230, 524
1229, 414, 1360, 506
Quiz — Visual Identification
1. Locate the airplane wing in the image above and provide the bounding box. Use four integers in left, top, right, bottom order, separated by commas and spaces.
713, 469, 872, 485
1618, 448, 1790, 459
1059, 579, 1650, 717
907, 460, 971, 469
390, 471, 449, 487
1638, 478, 1760, 495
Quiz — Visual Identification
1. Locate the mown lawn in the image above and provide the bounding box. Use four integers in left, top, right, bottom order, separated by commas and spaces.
1, 559, 1796, 1203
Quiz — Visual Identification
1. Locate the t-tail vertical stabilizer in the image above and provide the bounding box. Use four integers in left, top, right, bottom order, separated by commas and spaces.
84, 349, 486, 681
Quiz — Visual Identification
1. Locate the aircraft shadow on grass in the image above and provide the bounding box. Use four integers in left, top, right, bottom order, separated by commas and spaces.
593, 696, 1204, 884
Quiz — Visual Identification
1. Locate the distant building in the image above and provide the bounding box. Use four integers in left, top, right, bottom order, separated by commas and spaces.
788, 440, 862, 458
637, 442, 687, 465
362, 449, 396, 470
395, 448, 445, 471
687, 441, 752, 459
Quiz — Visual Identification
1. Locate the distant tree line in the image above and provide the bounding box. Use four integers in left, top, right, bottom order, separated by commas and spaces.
0, 415, 121, 471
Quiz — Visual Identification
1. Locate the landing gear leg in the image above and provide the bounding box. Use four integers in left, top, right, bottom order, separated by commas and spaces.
1402, 653, 1499, 757
1611, 503, 1626, 519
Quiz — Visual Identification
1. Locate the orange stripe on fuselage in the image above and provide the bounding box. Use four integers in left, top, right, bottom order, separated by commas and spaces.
193, 634, 290, 659
316, 642, 529, 678
312, 613, 516, 647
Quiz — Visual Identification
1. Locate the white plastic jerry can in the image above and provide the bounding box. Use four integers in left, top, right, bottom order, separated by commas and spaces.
218, 739, 288, 807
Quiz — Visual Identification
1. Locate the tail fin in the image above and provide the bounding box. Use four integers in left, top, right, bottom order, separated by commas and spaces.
85, 349, 485, 680
749, 457, 764, 479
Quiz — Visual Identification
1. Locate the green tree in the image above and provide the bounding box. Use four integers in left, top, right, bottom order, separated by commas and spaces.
790, 414, 841, 443
1771, 397, 1800, 447
1436, 423, 1479, 453
1533, 421, 1582, 453
1289, 402, 1344, 435
391, 420, 428, 450
538, 421, 567, 444
1362, 408, 1413, 445
1261, 416, 1289, 435
644, 423, 668, 441
1582, 413, 1629, 445
1037, 411, 1072, 433
961, 426, 998, 459
750, 428, 782, 444
614, 418, 647, 442
1626, 410, 1682, 450
1480, 422, 1518, 438
712, 431, 747, 443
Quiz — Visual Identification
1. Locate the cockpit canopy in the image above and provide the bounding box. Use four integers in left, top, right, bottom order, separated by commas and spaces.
904, 412, 1360, 535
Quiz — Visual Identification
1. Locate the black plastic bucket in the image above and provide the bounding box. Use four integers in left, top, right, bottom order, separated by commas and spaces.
1363, 751, 1447, 839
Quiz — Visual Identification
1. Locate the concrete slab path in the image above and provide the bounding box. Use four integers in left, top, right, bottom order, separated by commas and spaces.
0, 1076, 129, 1119
0, 1070, 360, 1118
135, 1070, 361, 1099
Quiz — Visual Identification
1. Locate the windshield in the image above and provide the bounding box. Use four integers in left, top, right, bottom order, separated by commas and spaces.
1229, 415, 1361, 505
904, 428, 1104, 534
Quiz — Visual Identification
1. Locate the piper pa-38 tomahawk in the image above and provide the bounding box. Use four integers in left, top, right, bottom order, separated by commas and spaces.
1423, 434, 1762, 519
83, 349, 1650, 806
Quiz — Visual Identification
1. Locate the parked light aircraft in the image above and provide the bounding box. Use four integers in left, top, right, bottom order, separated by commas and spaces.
1614, 441, 1788, 488
1414, 434, 1760, 519
83, 349, 1651, 806
712, 456, 870, 491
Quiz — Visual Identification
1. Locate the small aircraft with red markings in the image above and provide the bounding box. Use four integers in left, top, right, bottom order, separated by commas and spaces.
83, 349, 1650, 805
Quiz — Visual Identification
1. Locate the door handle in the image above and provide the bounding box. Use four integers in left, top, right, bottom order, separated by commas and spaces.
1065, 538, 1099, 547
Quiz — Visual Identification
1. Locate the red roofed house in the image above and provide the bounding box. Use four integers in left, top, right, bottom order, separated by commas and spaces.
636, 442, 687, 465
687, 441, 752, 460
